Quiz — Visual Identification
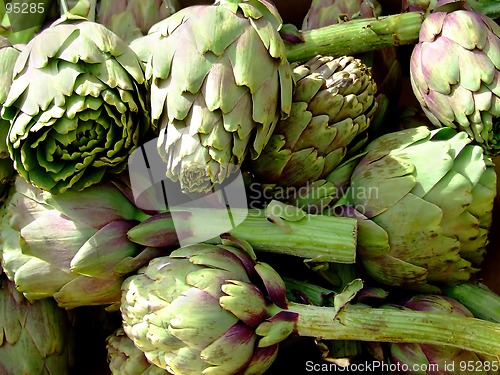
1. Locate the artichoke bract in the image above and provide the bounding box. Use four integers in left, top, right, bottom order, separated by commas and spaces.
410, 8, 500, 156
0, 269, 74, 374
372, 295, 500, 375
107, 327, 167, 375
248, 55, 377, 189
121, 241, 500, 375
144, 0, 293, 193
0, 177, 159, 309
334, 126, 497, 288
96, 0, 178, 43
1, 14, 150, 194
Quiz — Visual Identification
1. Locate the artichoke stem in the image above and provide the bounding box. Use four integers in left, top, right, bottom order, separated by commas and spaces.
286, 12, 424, 63
442, 283, 500, 323
276, 302, 500, 356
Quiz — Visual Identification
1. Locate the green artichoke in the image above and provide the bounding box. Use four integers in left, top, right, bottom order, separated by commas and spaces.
1, 14, 150, 194
334, 126, 496, 289
107, 327, 168, 375
143, 0, 293, 193
410, 8, 500, 156
121, 241, 500, 375
0, 269, 74, 374
97, 0, 178, 43
0, 176, 161, 309
300, 0, 402, 135
248, 55, 377, 189
302, 0, 382, 29
372, 295, 500, 375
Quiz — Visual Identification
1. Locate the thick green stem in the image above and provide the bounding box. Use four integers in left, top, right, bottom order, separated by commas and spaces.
279, 302, 500, 356
442, 282, 500, 323
285, 12, 424, 63
127, 207, 358, 263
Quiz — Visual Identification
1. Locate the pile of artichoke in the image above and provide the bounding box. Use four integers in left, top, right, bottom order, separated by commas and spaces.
1, 0, 500, 374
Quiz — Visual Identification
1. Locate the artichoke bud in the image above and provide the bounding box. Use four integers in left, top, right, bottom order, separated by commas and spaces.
248, 55, 377, 192
1, 14, 151, 194
146, 0, 293, 193
96, 0, 178, 43
0, 37, 20, 190
0, 177, 157, 309
121, 242, 297, 374
410, 7, 500, 156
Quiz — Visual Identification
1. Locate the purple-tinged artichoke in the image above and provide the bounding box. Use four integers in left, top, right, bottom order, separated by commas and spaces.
410, 7, 500, 155
0, 268, 74, 374
120, 241, 500, 375
0, 176, 161, 309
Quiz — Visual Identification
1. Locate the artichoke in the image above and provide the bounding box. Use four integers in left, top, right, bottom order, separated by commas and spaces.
96, 0, 178, 43
410, 8, 500, 155
248, 55, 377, 189
1, 14, 150, 194
107, 327, 167, 375
0, 176, 161, 309
0, 36, 20, 201
143, 0, 293, 193
334, 126, 496, 289
121, 241, 500, 375
0, 268, 74, 374
372, 295, 500, 375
